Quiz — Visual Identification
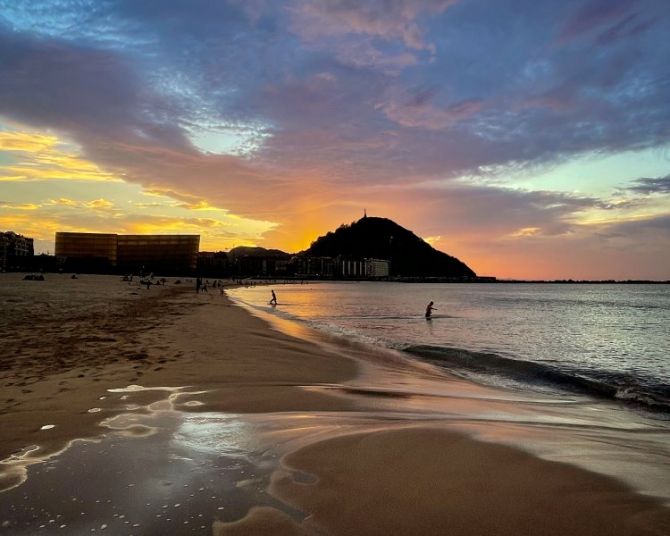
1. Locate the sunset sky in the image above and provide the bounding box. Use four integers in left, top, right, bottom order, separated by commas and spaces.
1, 0, 669, 279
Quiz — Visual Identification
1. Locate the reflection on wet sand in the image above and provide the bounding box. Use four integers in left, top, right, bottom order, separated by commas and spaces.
1, 361, 669, 534
0, 384, 302, 534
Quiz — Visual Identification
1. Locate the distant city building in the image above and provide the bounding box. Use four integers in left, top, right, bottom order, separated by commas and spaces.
235, 256, 283, 277
227, 247, 291, 277
0, 231, 34, 271
293, 256, 390, 279
340, 258, 365, 278
294, 256, 335, 278
197, 251, 229, 277
365, 258, 390, 278
339, 258, 390, 278
274, 259, 290, 274
55, 232, 199, 274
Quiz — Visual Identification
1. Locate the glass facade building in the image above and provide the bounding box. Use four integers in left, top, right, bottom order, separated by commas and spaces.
117, 235, 199, 273
55, 232, 199, 274
55, 233, 118, 266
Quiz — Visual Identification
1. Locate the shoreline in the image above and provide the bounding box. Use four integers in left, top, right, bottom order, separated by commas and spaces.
228, 281, 670, 416
1, 273, 669, 534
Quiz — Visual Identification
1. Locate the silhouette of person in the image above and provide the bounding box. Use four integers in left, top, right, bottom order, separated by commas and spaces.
270, 290, 277, 306
425, 301, 436, 319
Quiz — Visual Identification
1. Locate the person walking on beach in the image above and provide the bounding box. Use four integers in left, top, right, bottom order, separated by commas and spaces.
425, 301, 436, 319
270, 290, 277, 306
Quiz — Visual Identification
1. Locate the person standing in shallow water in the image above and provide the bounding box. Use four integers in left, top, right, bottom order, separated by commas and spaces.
425, 301, 436, 319
270, 290, 277, 306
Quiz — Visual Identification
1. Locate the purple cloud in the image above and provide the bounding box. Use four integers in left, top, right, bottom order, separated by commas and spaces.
289, 0, 457, 51
626, 175, 670, 194
557, 0, 639, 43
0, 27, 190, 150
595, 13, 655, 45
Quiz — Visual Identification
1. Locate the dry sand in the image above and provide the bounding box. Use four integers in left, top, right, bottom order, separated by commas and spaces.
1, 273, 669, 534
0, 274, 357, 468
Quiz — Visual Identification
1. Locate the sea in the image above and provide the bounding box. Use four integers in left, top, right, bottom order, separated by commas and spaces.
227, 282, 670, 416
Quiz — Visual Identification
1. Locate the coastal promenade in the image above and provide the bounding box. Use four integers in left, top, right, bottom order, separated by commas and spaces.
0, 274, 668, 535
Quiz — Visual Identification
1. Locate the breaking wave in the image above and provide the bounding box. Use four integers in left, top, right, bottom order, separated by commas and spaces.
404, 344, 670, 414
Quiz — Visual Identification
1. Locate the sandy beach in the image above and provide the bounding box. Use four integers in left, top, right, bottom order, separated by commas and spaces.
1, 273, 669, 535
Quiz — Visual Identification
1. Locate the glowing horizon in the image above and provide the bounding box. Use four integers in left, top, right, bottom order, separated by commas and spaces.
0, 0, 669, 280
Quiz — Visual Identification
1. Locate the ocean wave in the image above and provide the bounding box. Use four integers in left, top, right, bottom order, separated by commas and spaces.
229, 292, 670, 415
404, 344, 670, 414
491, 296, 668, 312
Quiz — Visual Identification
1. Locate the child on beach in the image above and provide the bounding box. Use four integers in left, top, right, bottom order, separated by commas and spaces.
270, 290, 277, 306
425, 301, 436, 319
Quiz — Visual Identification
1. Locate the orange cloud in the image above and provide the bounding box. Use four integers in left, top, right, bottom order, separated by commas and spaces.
0, 130, 59, 152
0, 213, 61, 241
47, 198, 79, 207
508, 227, 542, 238
0, 129, 119, 182
85, 198, 115, 210
0, 201, 40, 210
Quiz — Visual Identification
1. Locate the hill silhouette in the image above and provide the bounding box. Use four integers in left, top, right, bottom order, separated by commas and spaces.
303, 217, 476, 278
228, 246, 290, 259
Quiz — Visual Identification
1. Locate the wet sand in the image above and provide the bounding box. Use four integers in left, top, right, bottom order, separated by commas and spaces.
1, 273, 669, 534
269, 427, 669, 536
